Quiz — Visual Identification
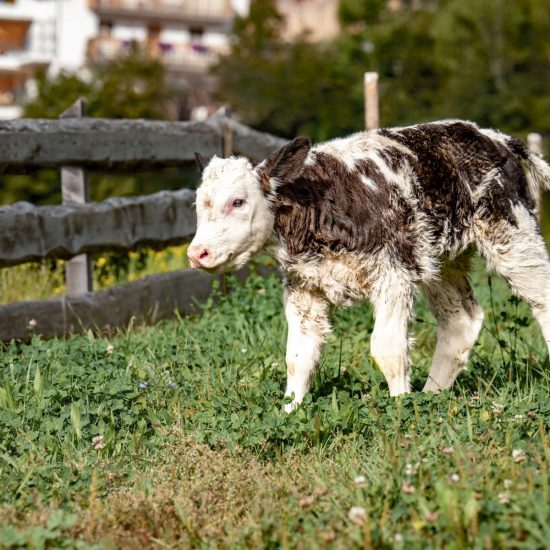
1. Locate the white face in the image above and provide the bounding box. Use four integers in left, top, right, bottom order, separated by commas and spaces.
188, 156, 274, 272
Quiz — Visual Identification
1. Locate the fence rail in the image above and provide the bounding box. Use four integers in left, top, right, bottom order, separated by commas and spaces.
0, 189, 196, 268
0, 115, 286, 172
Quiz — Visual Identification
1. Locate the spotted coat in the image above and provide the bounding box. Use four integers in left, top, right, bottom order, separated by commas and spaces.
189, 120, 550, 411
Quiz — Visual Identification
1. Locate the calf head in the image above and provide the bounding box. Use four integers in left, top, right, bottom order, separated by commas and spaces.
188, 137, 310, 272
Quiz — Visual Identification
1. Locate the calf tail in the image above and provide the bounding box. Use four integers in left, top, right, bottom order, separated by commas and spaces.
507, 136, 550, 206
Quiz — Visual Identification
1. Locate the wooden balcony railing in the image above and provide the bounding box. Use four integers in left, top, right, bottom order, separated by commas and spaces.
87, 36, 227, 72
88, 0, 234, 24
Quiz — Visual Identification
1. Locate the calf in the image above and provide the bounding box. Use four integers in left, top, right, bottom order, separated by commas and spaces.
189, 120, 550, 412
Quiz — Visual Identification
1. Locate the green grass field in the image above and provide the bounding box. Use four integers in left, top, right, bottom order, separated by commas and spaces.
1, 262, 549, 549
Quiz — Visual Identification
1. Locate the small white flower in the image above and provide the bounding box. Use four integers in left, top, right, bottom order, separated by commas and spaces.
498, 492, 510, 504
401, 482, 416, 494
92, 435, 105, 450
449, 473, 460, 483
504, 479, 513, 489
442, 446, 455, 455
271, 361, 279, 368
491, 402, 504, 414
241, 348, 248, 353
394, 533, 404, 543
257, 288, 266, 295
512, 449, 527, 463
348, 506, 367, 525
404, 463, 415, 476
513, 414, 525, 421
106, 344, 114, 354
28, 319, 37, 328
354, 475, 366, 486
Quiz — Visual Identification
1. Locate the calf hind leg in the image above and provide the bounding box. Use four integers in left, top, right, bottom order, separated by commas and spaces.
422, 255, 484, 392
476, 211, 550, 356
370, 275, 415, 396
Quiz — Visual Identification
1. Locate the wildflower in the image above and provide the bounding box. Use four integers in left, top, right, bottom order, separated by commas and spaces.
404, 463, 415, 476
322, 530, 336, 543
241, 348, 248, 353
299, 495, 315, 508
504, 479, 512, 489
28, 319, 37, 328
314, 485, 329, 497
498, 492, 510, 504
449, 473, 460, 483
512, 449, 527, 463
348, 506, 367, 525
394, 533, 404, 543
257, 288, 266, 295
513, 414, 525, 421
139, 382, 148, 389
425, 510, 439, 523
106, 344, 114, 354
271, 361, 279, 368
167, 381, 175, 388
92, 435, 105, 450
401, 482, 416, 494
491, 402, 504, 414
442, 446, 455, 455
471, 393, 480, 401
354, 475, 367, 486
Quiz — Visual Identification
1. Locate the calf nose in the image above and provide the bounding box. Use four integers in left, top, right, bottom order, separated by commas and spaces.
188, 244, 210, 267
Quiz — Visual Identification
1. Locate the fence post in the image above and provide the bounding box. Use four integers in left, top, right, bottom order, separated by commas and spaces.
61, 99, 92, 296
528, 132, 543, 156
221, 106, 233, 159
364, 72, 379, 130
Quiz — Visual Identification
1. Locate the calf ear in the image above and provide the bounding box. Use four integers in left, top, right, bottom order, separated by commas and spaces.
261, 136, 311, 184
195, 153, 212, 172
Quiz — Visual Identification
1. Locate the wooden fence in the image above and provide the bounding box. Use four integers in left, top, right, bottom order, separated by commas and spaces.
0, 107, 286, 342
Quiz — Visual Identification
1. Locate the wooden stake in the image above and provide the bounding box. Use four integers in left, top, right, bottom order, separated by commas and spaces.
527, 132, 543, 156
61, 99, 92, 296
221, 106, 233, 159
364, 72, 379, 130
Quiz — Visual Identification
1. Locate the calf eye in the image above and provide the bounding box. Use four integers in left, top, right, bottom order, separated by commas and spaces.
232, 198, 245, 208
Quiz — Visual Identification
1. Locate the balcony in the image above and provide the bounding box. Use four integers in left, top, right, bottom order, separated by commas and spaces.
87, 36, 227, 73
88, 0, 234, 27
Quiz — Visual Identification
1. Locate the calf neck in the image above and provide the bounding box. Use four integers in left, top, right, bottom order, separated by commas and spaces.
189, 120, 550, 411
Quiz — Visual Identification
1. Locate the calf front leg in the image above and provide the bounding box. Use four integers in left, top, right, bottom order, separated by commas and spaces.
284, 286, 331, 412
370, 277, 414, 396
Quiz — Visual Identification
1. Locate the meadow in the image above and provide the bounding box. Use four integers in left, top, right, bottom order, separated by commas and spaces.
0, 258, 549, 549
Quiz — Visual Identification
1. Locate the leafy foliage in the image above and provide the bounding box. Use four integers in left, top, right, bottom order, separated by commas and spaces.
216, 0, 550, 141
0, 50, 186, 207
24, 50, 171, 120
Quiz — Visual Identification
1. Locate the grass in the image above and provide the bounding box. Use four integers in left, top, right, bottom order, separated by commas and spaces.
0, 260, 549, 549
0, 245, 190, 306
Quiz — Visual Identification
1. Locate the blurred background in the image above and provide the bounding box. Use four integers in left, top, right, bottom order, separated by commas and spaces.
0, 0, 549, 298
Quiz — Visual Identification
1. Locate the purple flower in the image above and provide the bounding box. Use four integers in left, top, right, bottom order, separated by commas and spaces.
167, 381, 175, 388
139, 382, 148, 389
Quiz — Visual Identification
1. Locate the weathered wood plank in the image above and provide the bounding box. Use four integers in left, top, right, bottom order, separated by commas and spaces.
0, 189, 197, 267
0, 116, 287, 172
0, 265, 275, 342
61, 98, 93, 295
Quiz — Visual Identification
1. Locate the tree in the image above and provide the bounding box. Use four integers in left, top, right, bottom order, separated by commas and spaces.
215, 0, 550, 143
24, 49, 172, 120
214, 0, 364, 141
0, 50, 181, 206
